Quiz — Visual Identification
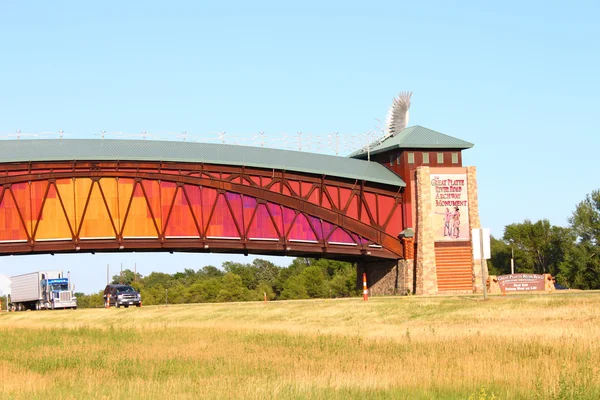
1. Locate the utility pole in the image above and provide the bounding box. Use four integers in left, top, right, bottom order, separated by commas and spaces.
134, 263, 137, 282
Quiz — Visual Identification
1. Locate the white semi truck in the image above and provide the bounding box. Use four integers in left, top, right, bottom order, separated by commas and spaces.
10, 271, 77, 311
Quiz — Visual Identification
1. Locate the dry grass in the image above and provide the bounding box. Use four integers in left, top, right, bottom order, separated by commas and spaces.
1, 292, 599, 399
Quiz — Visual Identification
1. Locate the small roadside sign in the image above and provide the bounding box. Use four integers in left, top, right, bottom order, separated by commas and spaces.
472, 228, 491, 260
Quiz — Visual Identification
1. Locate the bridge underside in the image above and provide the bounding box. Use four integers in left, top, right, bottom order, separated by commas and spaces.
0, 160, 404, 261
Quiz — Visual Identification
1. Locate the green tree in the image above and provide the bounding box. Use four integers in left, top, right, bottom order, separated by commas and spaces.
198, 265, 224, 279
280, 275, 308, 299
111, 269, 142, 285
217, 273, 248, 302
503, 219, 570, 275
564, 190, 600, 289
301, 265, 328, 298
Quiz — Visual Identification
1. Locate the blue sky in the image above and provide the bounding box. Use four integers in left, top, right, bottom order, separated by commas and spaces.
0, 1, 598, 294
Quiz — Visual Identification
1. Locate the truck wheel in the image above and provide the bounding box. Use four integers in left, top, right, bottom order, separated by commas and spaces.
115, 303, 120, 308
136, 304, 141, 307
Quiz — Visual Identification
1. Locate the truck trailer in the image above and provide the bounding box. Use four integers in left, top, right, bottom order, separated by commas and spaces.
10, 271, 77, 311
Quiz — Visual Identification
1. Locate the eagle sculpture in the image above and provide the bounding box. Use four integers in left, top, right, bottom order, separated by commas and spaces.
385, 91, 412, 137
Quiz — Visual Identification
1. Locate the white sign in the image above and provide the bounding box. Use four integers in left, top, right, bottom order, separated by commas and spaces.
472, 228, 491, 260
430, 174, 469, 241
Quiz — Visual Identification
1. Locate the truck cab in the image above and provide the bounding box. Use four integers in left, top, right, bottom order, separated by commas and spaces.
41, 278, 77, 310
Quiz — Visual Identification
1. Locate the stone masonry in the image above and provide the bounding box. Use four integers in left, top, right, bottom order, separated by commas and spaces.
467, 166, 485, 293
415, 167, 438, 295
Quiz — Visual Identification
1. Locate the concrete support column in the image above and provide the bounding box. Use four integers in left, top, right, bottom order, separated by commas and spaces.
466, 166, 485, 293
415, 167, 438, 295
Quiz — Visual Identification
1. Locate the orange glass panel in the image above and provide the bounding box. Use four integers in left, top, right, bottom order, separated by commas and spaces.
160, 181, 178, 229
79, 182, 117, 239
75, 178, 93, 233
30, 181, 49, 231
121, 184, 159, 238
35, 184, 73, 240
0, 188, 28, 241
117, 178, 136, 232
141, 180, 162, 230
55, 179, 76, 232
11, 183, 32, 236
99, 178, 120, 233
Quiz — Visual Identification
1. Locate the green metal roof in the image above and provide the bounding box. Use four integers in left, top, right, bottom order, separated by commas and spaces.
349, 125, 474, 159
0, 139, 405, 188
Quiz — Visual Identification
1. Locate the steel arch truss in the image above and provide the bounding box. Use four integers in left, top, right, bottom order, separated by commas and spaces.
0, 161, 404, 259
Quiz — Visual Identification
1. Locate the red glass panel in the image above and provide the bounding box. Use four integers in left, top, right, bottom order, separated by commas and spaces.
346, 196, 358, 220
300, 182, 313, 198
164, 187, 200, 237
184, 185, 203, 235
205, 193, 240, 238
328, 228, 355, 244
242, 196, 257, 233
326, 185, 340, 209
288, 180, 300, 196
247, 204, 279, 240
340, 188, 353, 211
287, 212, 318, 242
267, 203, 283, 236
364, 192, 378, 224
282, 185, 291, 197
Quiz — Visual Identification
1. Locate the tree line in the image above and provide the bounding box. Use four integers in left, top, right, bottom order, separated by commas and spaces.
488, 190, 600, 289
75, 258, 360, 308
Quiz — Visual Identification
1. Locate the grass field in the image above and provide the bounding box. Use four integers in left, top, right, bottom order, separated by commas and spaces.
0, 292, 599, 399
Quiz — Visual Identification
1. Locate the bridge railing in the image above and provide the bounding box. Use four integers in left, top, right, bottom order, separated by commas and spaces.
0, 130, 383, 158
